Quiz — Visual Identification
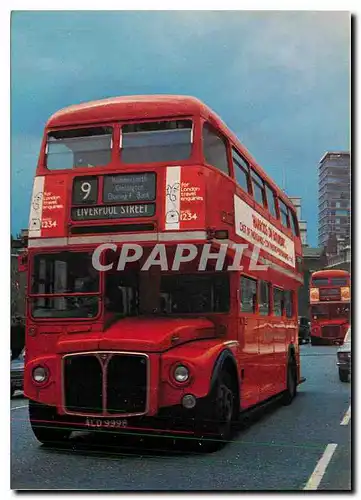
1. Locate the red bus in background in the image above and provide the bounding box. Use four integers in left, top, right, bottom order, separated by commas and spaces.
23, 95, 304, 451
309, 269, 350, 345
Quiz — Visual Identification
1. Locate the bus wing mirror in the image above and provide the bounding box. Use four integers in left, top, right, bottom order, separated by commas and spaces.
18, 252, 28, 272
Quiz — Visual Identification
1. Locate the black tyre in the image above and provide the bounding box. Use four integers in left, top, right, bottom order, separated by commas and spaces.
197, 371, 237, 452
29, 400, 71, 445
282, 358, 297, 406
338, 368, 349, 383
311, 336, 318, 346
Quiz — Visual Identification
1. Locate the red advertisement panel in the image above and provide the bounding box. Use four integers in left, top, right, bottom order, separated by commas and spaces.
164, 167, 205, 231
41, 175, 68, 237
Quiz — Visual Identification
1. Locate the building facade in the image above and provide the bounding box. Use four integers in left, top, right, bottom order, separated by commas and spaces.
318, 151, 350, 249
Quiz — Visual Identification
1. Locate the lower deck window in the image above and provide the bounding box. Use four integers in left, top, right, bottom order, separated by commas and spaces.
104, 271, 230, 316
311, 304, 350, 321
259, 281, 270, 315
273, 288, 284, 317
160, 274, 229, 314
240, 276, 257, 313
284, 290, 294, 318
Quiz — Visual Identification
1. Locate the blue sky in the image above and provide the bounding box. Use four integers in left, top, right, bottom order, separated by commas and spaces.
11, 11, 350, 245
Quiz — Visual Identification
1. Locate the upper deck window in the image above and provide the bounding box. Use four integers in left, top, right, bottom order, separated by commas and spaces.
121, 120, 192, 164
265, 184, 277, 218
330, 278, 348, 286
203, 124, 230, 175
278, 198, 290, 228
251, 169, 266, 207
232, 148, 251, 193
46, 127, 112, 170
290, 211, 299, 237
312, 278, 329, 286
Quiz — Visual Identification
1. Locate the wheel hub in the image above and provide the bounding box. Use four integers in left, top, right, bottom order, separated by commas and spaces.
218, 384, 233, 422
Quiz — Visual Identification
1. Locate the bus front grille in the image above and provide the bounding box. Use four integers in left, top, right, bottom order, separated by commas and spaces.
63, 352, 148, 416
107, 355, 147, 414
64, 355, 103, 414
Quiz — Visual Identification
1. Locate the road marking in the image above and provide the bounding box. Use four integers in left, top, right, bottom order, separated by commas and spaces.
11, 405, 28, 411
340, 405, 351, 426
304, 443, 338, 490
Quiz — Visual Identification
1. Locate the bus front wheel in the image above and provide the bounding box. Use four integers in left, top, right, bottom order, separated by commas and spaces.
29, 400, 71, 446
197, 371, 237, 452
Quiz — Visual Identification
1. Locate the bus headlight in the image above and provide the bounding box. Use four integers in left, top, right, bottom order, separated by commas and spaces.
173, 365, 190, 383
310, 288, 319, 302
341, 287, 350, 301
32, 366, 48, 384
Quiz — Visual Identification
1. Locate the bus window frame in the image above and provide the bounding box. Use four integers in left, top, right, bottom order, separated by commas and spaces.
231, 147, 252, 195
278, 198, 291, 229
284, 289, 294, 319
28, 249, 103, 322
289, 210, 300, 237
258, 280, 271, 316
265, 183, 278, 220
119, 117, 195, 166
41, 116, 200, 173
240, 275, 258, 314
202, 121, 231, 177
44, 124, 116, 172
273, 286, 285, 317
250, 168, 267, 209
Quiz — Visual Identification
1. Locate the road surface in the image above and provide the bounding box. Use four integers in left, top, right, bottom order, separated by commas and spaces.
11, 344, 351, 490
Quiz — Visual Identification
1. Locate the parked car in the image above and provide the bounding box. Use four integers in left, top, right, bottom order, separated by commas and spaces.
337, 327, 351, 382
11, 348, 25, 397
298, 316, 311, 344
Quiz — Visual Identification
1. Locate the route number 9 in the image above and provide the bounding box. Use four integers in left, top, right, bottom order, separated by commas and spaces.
81, 182, 91, 200
72, 177, 98, 205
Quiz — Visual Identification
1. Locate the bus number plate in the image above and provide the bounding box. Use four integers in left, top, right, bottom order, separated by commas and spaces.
85, 418, 128, 429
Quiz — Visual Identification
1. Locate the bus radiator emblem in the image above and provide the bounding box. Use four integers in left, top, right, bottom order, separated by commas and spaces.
99, 353, 110, 364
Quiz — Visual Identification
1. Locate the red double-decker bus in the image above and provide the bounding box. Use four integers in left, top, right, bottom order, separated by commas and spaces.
23, 95, 304, 450
309, 269, 351, 345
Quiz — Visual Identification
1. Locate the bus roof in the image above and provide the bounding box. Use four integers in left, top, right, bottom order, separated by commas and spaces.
46, 95, 212, 128
311, 269, 350, 279
46, 94, 296, 212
